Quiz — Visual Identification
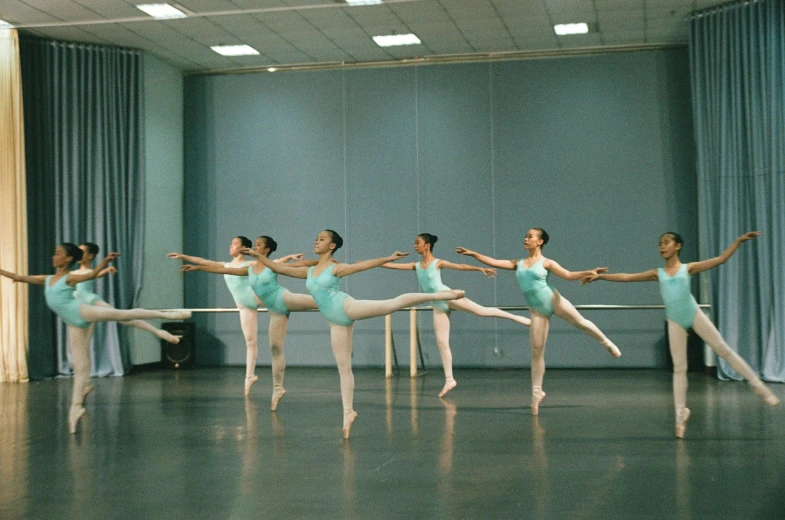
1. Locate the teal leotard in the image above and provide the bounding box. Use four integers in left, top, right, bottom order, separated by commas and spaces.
657, 264, 699, 329
224, 262, 258, 309
515, 259, 554, 317
415, 260, 451, 313
45, 275, 89, 328
306, 265, 353, 326
73, 276, 101, 305
247, 265, 289, 317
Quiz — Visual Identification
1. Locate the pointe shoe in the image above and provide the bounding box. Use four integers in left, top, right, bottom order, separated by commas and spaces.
69, 405, 86, 434
531, 387, 546, 416
342, 411, 358, 439
159, 330, 181, 344
244, 375, 259, 397
750, 380, 780, 406
271, 388, 286, 411
449, 289, 465, 300
439, 380, 457, 398
604, 342, 622, 358
675, 407, 691, 439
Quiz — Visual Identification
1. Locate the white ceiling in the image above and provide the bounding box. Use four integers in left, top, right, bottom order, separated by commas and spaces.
2, 0, 727, 74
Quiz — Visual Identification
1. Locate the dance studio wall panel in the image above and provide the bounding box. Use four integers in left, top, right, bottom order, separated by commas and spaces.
183, 47, 696, 369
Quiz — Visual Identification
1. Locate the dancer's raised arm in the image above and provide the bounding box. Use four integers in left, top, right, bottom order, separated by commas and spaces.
582, 269, 658, 285
439, 260, 496, 278
333, 252, 408, 277
381, 260, 416, 270
544, 259, 607, 282
66, 253, 119, 285
0, 269, 47, 285
455, 247, 516, 270
243, 247, 309, 279
167, 252, 223, 266
687, 231, 759, 275
181, 263, 248, 276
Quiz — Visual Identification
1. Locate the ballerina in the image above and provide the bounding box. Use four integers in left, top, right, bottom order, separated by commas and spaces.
383, 232, 530, 398
1, 243, 190, 433
582, 231, 779, 438
457, 227, 620, 415
181, 235, 319, 410
248, 229, 464, 438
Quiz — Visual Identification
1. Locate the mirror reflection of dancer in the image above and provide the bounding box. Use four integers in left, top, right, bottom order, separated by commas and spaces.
181, 235, 319, 410
457, 228, 621, 415
383, 233, 531, 398
0, 244, 190, 433
251, 230, 465, 439
582, 231, 779, 438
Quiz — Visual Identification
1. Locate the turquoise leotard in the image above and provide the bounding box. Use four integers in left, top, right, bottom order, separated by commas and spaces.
306, 265, 353, 326
247, 265, 289, 317
415, 259, 451, 313
73, 275, 101, 305
515, 259, 554, 317
224, 261, 258, 309
45, 275, 89, 328
658, 264, 699, 329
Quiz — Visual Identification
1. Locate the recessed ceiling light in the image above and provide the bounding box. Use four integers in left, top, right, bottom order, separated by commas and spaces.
554, 23, 589, 36
0, 19, 15, 28
211, 45, 260, 56
372, 33, 421, 47
346, 0, 383, 5
136, 4, 187, 20
267, 67, 277, 72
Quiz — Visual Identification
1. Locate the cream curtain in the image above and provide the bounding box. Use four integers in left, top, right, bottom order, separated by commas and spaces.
0, 29, 29, 383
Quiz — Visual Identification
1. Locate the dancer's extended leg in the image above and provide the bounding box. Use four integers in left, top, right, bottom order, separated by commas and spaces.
238, 306, 259, 396
330, 324, 357, 438
447, 297, 531, 327
691, 311, 779, 406
344, 290, 463, 321
79, 305, 191, 323
432, 310, 456, 397
282, 290, 318, 311
268, 313, 289, 410
92, 300, 180, 344
67, 325, 91, 433
668, 320, 690, 438
551, 290, 620, 357
530, 312, 549, 415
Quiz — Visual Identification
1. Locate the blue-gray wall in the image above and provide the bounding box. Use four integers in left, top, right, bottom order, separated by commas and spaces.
130, 53, 185, 364
183, 48, 697, 369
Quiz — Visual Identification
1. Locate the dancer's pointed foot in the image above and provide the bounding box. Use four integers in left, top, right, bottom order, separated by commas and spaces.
675, 407, 691, 439
439, 379, 457, 398
750, 379, 780, 406
271, 388, 287, 411
156, 329, 181, 344
82, 384, 94, 400
162, 310, 192, 320
244, 375, 259, 397
531, 387, 546, 416
342, 410, 358, 439
69, 405, 86, 434
515, 315, 532, 327
604, 342, 622, 358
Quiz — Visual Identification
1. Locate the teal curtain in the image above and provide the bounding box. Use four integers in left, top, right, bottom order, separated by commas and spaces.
689, 0, 785, 381
20, 37, 145, 379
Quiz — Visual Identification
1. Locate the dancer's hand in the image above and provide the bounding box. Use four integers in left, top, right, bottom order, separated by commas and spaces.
106, 266, 118, 275
481, 268, 497, 278
167, 252, 183, 259
388, 251, 409, 260
106, 252, 120, 261
737, 231, 760, 243
180, 265, 201, 272
289, 253, 305, 261
581, 273, 599, 285
591, 267, 608, 275
455, 247, 475, 256
240, 247, 262, 258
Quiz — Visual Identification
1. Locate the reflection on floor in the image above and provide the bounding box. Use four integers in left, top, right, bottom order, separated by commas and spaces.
0, 368, 783, 519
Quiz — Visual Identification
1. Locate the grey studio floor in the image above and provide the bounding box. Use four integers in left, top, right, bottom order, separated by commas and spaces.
1, 368, 784, 520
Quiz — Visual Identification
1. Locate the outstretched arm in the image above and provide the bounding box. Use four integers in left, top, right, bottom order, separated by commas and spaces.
181, 264, 248, 276
95, 266, 117, 279
439, 260, 496, 278
455, 247, 516, 270
67, 253, 119, 285
545, 259, 608, 282
241, 248, 308, 279
0, 269, 47, 285
688, 231, 759, 275
167, 252, 223, 267
581, 269, 659, 285
381, 261, 416, 270
333, 252, 409, 277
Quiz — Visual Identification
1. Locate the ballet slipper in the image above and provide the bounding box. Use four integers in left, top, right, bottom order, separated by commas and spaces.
342, 411, 358, 439
750, 379, 780, 406
244, 374, 259, 396
675, 407, 691, 439
69, 405, 86, 434
531, 387, 546, 416
157, 330, 181, 344
439, 380, 457, 398
271, 388, 287, 411
604, 342, 622, 358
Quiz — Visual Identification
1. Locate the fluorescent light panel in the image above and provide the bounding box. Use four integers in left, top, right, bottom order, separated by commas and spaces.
211, 45, 260, 56
136, 4, 187, 19
346, 0, 383, 5
373, 33, 421, 47
554, 23, 589, 35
